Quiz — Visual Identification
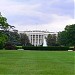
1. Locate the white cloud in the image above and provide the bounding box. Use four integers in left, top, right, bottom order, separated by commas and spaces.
14, 14, 75, 32
0, 0, 41, 16
0, 0, 74, 32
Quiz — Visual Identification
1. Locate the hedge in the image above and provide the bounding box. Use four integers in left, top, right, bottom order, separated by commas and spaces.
22, 46, 70, 51
4, 42, 16, 50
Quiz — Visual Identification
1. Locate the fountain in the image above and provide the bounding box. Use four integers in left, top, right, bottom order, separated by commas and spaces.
43, 37, 47, 46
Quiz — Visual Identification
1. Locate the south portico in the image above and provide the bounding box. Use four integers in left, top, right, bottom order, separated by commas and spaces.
29, 34, 44, 46
19, 30, 55, 46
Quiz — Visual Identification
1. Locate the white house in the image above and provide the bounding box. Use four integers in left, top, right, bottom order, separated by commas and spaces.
19, 30, 56, 46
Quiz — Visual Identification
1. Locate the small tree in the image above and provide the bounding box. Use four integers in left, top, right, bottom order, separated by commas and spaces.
20, 33, 30, 46
46, 34, 56, 46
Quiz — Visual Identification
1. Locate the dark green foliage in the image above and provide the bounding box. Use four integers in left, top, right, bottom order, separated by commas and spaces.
6, 31, 20, 45
0, 31, 8, 49
58, 24, 75, 46
46, 34, 56, 46
0, 13, 16, 49
0, 43, 3, 49
4, 42, 16, 50
20, 33, 30, 46
22, 46, 69, 51
58, 31, 68, 46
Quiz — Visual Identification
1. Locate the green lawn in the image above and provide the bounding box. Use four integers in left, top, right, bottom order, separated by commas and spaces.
0, 50, 75, 75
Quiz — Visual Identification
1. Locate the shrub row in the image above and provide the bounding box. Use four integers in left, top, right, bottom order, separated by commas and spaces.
0, 42, 74, 51
22, 46, 70, 51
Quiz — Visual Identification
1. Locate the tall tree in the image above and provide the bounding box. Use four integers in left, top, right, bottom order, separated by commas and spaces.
46, 34, 56, 46
0, 13, 15, 48
58, 24, 75, 46
5, 31, 20, 45
0, 31, 8, 49
20, 33, 30, 46
58, 31, 68, 46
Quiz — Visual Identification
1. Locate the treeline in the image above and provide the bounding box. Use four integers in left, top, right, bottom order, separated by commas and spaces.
58, 24, 75, 46
45, 24, 75, 47
0, 14, 75, 50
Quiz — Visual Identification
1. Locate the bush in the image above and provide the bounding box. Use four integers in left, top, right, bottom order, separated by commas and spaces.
22, 46, 69, 51
4, 42, 16, 50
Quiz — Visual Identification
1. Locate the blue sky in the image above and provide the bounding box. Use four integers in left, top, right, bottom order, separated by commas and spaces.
0, 0, 74, 32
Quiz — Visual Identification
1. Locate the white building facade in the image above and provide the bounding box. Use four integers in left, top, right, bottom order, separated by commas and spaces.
19, 30, 56, 46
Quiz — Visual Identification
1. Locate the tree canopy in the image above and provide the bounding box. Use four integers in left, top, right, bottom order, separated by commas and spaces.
58, 24, 75, 46
0, 15, 14, 31
20, 33, 30, 46
46, 34, 56, 46
0, 13, 16, 49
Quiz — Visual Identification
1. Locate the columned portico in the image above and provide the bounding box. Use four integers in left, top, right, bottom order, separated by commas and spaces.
30, 34, 44, 46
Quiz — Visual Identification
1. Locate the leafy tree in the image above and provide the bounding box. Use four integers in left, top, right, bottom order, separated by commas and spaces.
58, 31, 68, 46
0, 16, 10, 30
0, 31, 8, 49
0, 13, 15, 31
58, 24, 75, 46
0, 13, 15, 49
10, 31, 20, 45
46, 34, 56, 46
5, 31, 20, 45
20, 33, 30, 46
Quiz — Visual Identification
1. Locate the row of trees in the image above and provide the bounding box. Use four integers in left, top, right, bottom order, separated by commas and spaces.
46, 24, 75, 46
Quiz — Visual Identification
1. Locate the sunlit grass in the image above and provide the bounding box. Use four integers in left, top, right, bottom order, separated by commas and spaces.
0, 50, 74, 75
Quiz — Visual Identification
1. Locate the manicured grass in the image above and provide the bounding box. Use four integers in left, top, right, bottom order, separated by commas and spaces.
0, 50, 75, 75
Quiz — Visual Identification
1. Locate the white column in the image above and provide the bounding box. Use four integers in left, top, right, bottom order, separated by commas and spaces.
40, 35, 43, 45
38, 35, 39, 46
35, 35, 36, 46
39, 35, 40, 45
29, 35, 31, 43
41, 35, 43, 45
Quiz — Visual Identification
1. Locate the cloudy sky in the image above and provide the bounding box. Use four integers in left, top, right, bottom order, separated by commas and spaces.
0, 0, 74, 32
